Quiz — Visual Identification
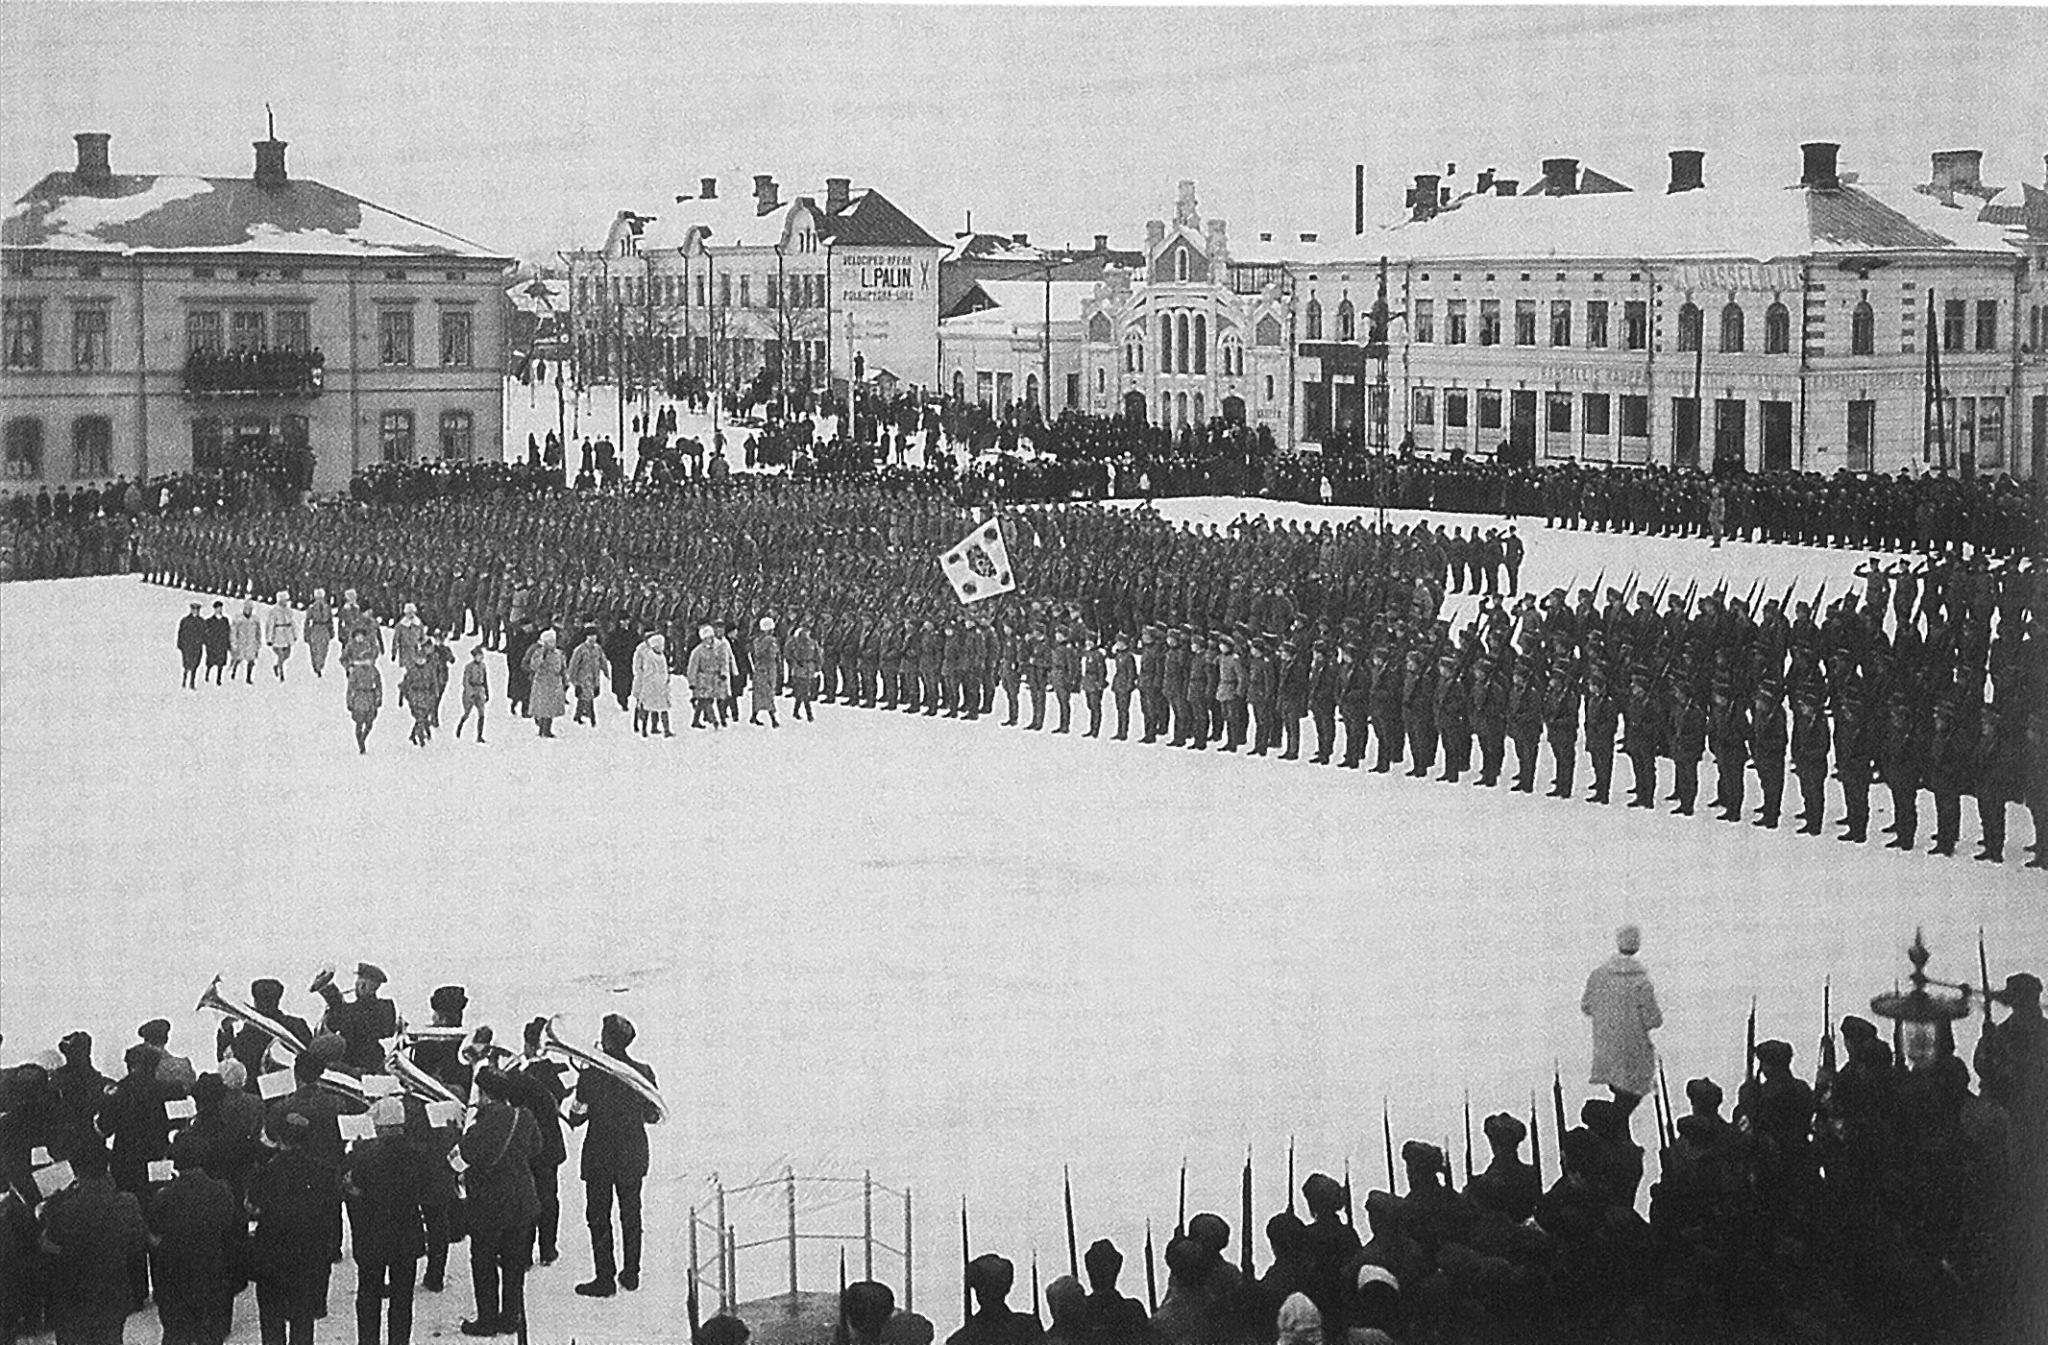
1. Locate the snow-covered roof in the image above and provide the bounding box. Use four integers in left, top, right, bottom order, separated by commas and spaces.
942, 279, 1099, 334
948, 232, 1049, 264
4, 171, 508, 262
631, 183, 943, 256
1361, 176, 2018, 264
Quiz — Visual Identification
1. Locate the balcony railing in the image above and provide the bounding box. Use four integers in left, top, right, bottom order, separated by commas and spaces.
182, 348, 325, 399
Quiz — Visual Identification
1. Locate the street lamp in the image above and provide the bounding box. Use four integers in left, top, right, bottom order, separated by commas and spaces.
1869, 929, 1976, 1071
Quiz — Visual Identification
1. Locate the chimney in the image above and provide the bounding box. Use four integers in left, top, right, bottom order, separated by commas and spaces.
1667, 149, 1705, 194
73, 132, 112, 187
1355, 164, 1366, 236
825, 176, 850, 214
253, 135, 288, 189
1800, 142, 1840, 190
1011, 232, 1029, 246
1093, 233, 1109, 252
1408, 172, 1441, 222
752, 174, 779, 215
1145, 219, 1165, 252
1476, 168, 1495, 196
699, 176, 718, 199
1494, 178, 1519, 197
1439, 187, 1451, 208
1929, 149, 1983, 196
1540, 158, 1579, 196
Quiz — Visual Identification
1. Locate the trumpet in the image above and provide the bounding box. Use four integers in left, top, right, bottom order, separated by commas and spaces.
539, 1014, 666, 1125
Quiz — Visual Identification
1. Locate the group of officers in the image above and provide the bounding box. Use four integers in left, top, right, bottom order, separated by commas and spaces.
133, 461, 2047, 866
0, 964, 660, 1345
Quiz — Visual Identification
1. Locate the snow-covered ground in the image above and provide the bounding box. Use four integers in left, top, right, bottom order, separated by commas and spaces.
0, 510, 2037, 1344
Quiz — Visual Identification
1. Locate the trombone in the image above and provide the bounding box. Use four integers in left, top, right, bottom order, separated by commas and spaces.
539, 1014, 667, 1124
198, 975, 425, 1111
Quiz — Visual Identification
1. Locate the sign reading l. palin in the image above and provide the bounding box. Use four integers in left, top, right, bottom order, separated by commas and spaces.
841, 253, 932, 303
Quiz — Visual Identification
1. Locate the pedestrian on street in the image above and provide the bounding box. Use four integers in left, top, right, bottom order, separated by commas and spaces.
1581, 924, 1662, 1116
266, 591, 298, 682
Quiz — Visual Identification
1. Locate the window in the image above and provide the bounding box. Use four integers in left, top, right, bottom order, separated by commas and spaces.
1264, 374, 1275, 403
4, 302, 43, 369
1720, 302, 1745, 353
1478, 389, 1502, 430
720, 274, 732, 308
1980, 396, 2004, 467
695, 275, 707, 308
186, 311, 223, 357
1445, 389, 1469, 428
1975, 300, 1998, 351
739, 275, 751, 309
1764, 302, 1790, 354
1586, 301, 1609, 348
4, 418, 44, 479
71, 306, 110, 370
379, 410, 415, 462
1676, 302, 1701, 352
1546, 391, 1572, 434
1413, 299, 1433, 343
230, 310, 266, 352
578, 278, 590, 307
1337, 299, 1355, 342
1479, 300, 1500, 346
1851, 300, 1875, 356
72, 416, 112, 477
440, 309, 474, 367
1067, 373, 1080, 409
1176, 314, 1190, 373
274, 309, 310, 352
1942, 299, 1965, 353
1624, 300, 1647, 350
1847, 398, 1876, 472
1174, 249, 1189, 283
378, 310, 414, 366
1412, 388, 1435, 425
1088, 313, 1113, 344
1514, 300, 1536, 346
1193, 314, 1207, 375
1620, 394, 1649, 438
1550, 300, 1571, 348
1096, 368, 1105, 393
1255, 315, 1282, 347
1305, 299, 1323, 341
1446, 299, 1467, 345
1583, 392, 1610, 437
439, 409, 474, 459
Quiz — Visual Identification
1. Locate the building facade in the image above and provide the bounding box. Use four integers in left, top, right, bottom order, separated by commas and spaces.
2, 131, 510, 495
1288, 144, 2046, 478
564, 174, 945, 406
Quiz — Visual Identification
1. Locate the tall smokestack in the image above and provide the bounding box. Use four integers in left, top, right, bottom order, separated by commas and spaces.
1667, 150, 1704, 194
1800, 142, 1840, 190
1355, 164, 1366, 236
73, 132, 111, 187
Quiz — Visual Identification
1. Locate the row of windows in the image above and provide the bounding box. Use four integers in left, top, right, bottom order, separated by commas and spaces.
1405, 388, 1654, 439
3, 416, 112, 480
579, 271, 827, 313
1157, 312, 1209, 375
376, 309, 473, 368
378, 409, 477, 463
4, 301, 110, 371
1936, 299, 2003, 354
186, 307, 313, 358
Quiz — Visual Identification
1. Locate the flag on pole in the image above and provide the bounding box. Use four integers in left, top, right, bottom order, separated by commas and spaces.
939, 518, 1015, 605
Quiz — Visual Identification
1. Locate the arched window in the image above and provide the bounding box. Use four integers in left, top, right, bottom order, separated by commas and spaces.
1176, 313, 1190, 374
1256, 315, 1283, 347
1221, 339, 1242, 376
1175, 249, 1189, 283
1193, 392, 1205, 425
1305, 299, 1323, 341
1264, 374, 1275, 402
1193, 314, 1207, 374
1177, 392, 1189, 426
952, 371, 966, 401
4, 417, 45, 480
1764, 302, 1790, 354
72, 415, 112, 478
1851, 300, 1875, 356
1123, 344, 1133, 373
1677, 302, 1702, 352
1026, 374, 1039, 411
1096, 368, 1106, 393
1159, 314, 1172, 372
1719, 302, 1744, 353
1337, 298, 1356, 342
1088, 312, 1113, 344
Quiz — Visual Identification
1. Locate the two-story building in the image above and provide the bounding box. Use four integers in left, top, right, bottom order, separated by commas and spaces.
1289, 143, 2044, 478
2, 130, 511, 495
565, 174, 945, 406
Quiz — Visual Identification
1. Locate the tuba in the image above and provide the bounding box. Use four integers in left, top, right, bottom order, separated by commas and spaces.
384, 1042, 467, 1110
540, 1014, 667, 1125
198, 975, 372, 1109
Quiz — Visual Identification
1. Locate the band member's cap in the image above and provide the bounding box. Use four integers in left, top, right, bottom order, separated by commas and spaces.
355, 962, 388, 987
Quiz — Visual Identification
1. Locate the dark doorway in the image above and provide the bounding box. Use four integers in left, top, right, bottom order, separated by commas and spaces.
1761, 400, 1792, 472
1509, 389, 1537, 466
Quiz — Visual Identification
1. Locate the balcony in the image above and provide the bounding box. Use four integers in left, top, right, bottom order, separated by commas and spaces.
182, 348, 325, 400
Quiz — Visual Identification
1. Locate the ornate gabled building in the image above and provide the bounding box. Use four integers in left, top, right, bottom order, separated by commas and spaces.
1077, 181, 1293, 436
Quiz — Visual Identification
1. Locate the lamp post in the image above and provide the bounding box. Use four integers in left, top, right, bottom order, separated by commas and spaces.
1869, 929, 1978, 1071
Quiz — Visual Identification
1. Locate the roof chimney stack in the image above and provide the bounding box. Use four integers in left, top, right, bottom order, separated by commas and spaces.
1493, 178, 1519, 197
825, 176, 851, 214
752, 175, 780, 216
73, 132, 111, 188
253, 137, 288, 189
1093, 233, 1109, 253
1929, 149, 1984, 197
1800, 142, 1840, 190
1476, 167, 1495, 196
699, 176, 718, 199
1011, 232, 1029, 246
1540, 158, 1579, 196
1408, 172, 1441, 222
1667, 149, 1704, 194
